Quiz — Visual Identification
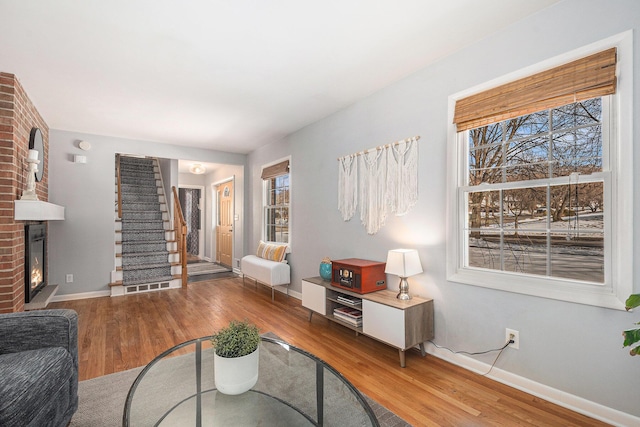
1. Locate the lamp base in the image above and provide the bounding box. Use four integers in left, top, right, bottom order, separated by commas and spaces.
396, 278, 412, 300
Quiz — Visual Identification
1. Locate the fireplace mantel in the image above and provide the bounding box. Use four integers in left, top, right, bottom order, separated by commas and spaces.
14, 200, 65, 221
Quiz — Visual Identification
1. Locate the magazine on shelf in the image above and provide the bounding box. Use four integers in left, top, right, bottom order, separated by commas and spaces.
333, 312, 362, 326
334, 306, 362, 319
336, 295, 362, 306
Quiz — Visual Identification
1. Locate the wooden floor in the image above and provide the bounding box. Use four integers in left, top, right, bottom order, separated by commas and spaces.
51, 277, 607, 426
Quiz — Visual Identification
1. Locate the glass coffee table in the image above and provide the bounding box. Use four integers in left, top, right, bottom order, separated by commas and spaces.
123, 336, 379, 426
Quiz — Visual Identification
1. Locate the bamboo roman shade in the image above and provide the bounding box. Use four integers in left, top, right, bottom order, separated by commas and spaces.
261, 160, 289, 180
453, 48, 617, 131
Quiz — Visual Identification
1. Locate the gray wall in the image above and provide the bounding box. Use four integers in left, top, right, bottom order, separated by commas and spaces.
158, 158, 178, 218
246, 0, 639, 417
48, 129, 245, 296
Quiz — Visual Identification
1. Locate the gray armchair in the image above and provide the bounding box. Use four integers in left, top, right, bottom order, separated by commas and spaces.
0, 309, 79, 426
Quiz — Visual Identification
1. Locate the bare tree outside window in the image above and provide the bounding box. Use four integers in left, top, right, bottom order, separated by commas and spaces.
466, 98, 604, 283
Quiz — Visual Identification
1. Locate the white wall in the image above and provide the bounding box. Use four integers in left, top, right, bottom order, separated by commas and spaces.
48, 129, 245, 295
247, 0, 640, 420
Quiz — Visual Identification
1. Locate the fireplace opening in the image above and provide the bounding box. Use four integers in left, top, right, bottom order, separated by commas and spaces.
25, 223, 46, 303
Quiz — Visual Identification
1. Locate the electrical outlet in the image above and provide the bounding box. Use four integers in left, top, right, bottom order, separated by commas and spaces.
506, 328, 519, 350
66, 274, 73, 283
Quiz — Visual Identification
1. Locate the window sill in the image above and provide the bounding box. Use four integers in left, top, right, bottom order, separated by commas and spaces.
447, 267, 626, 310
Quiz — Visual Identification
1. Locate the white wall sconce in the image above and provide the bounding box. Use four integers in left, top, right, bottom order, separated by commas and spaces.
385, 249, 423, 300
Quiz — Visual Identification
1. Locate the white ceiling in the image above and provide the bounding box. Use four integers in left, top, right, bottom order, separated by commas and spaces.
0, 0, 558, 154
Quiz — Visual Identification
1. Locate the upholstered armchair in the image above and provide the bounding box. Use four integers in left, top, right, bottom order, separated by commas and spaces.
0, 309, 79, 426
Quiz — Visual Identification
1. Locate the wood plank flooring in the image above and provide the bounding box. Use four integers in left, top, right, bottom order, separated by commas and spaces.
50, 277, 607, 426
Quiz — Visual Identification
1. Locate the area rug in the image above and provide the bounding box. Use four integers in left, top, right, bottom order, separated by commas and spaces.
70, 335, 411, 426
187, 262, 231, 276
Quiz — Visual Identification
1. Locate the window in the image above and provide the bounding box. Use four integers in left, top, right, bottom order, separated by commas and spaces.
262, 159, 290, 244
447, 35, 633, 309
465, 98, 606, 283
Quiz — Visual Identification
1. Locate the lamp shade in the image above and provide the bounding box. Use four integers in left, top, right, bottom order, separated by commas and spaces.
385, 249, 423, 278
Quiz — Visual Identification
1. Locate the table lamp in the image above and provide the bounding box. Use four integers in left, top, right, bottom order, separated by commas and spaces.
385, 249, 422, 300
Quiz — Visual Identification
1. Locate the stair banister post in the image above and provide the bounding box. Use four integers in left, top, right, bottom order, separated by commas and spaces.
172, 186, 188, 287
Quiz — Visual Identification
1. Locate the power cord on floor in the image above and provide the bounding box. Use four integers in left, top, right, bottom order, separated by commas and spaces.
428, 338, 513, 376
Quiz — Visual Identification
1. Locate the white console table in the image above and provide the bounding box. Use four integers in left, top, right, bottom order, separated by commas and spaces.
302, 276, 434, 367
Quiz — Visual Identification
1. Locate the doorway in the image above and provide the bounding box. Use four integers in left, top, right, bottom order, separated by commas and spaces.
178, 186, 205, 260
215, 180, 234, 267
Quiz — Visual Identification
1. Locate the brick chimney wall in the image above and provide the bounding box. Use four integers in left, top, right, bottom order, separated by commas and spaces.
0, 72, 49, 313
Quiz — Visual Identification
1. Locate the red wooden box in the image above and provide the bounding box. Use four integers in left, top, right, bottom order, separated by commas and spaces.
331, 258, 387, 294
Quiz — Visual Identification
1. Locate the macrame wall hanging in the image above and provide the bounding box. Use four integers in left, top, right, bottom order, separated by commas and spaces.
337, 136, 420, 234
337, 155, 358, 221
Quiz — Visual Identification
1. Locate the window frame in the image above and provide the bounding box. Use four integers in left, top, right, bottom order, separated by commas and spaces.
446, 33, 633, 310
261, 156, 291, 246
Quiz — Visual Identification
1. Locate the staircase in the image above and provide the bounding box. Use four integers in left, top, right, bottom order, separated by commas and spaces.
110, 156, 181, 296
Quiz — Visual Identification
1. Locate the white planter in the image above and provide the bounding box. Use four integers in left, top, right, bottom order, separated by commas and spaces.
214, 346, 259, 395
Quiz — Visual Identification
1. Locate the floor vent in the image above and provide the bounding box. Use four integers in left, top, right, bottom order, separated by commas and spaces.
125, 281, 171, 294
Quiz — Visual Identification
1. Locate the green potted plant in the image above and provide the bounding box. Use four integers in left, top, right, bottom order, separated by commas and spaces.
211, 320, 260, 395
623, 294, 640, 356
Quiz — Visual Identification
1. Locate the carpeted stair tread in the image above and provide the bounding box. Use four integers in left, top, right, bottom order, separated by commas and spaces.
121, 243, 169, 254
122, 193, 161, 203
118, 250, 169, 257
120, 221, 166, 230
121, 254, 169, 267
120, 211, 164, 217
123, 262, 174, 271
121, 203, 162, 212
121, 232, 166, 243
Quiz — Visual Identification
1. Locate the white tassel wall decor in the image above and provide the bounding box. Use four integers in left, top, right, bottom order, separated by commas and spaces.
387, 137, 419, 215
360, 147, 388, 235
337, 155, 358, 221
337, 135, 420, 234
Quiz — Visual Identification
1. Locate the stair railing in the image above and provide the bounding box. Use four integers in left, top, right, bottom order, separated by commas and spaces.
172, 186, 188, 287
116, 154, 123, 219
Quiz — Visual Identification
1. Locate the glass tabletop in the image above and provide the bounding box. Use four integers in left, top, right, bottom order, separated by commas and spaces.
123, 336, 379, 426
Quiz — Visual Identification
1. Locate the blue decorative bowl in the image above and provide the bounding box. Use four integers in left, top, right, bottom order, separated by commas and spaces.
319, 263, 332, 280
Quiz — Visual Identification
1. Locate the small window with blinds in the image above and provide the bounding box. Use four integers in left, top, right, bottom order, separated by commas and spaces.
262, 159, 290, 244
447, 37, 633, 309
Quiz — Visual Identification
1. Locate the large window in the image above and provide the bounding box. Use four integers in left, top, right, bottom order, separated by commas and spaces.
447, 35, 633, 309
465, 98, 606, 283
262, 159, 290, 244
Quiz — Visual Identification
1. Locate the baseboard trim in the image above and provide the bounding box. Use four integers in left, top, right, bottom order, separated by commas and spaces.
424, 343, 638, 427
52, 290, 111, 302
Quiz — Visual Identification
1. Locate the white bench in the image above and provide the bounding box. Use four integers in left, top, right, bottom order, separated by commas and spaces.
241, 252, 290, 301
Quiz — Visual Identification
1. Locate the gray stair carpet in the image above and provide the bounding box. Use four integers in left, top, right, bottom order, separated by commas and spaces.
119, 156, 174, 286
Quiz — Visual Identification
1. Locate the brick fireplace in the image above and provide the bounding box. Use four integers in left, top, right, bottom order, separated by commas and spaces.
0, 72, 49, 313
